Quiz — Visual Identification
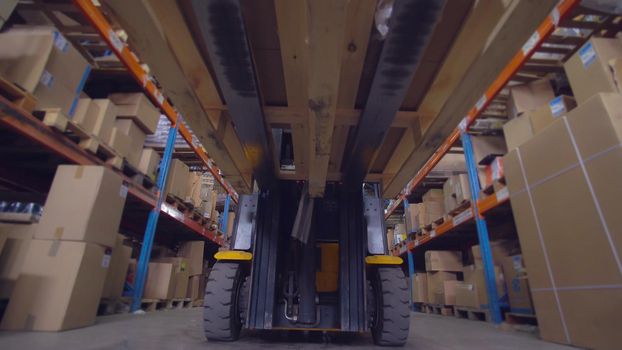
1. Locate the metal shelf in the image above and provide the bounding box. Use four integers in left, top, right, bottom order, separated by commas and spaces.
0, 95, 224, 246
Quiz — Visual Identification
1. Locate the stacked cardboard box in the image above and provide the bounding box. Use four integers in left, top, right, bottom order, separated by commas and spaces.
419, 189, 445, 226
442, 174, 470, 213
506, 78, 555, 119
100, 234, 132, 300
1, 165, 127, 331
152, 257, 189, 299
166, 159, 190, 200
0, 223, 37, 299
138, 148, 161, 179
411, 272, 428, 303
0, 27, 91, 117
500, 255, 533, 314
503, 93, 622, 349
425, 251, 462, 305
177, 241, 205, 302
404, 203, 421, 233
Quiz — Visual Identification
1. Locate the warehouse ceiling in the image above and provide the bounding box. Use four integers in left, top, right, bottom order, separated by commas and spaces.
97, 0, 560, 197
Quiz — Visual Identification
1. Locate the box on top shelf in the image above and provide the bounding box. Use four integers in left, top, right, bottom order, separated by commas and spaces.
564, 37, 622, 104
101, 234, 132, 300
503, 93, 622, 349
108, 93, 160, 134
506, 78, 555, 119
185, 172, 203, 208
471, 135, 507, 165
527, 95, 577, 134
422, 188, 443, 202
0, 223, 36, 299
165, 159, 190, 200
0, 27, 91, 117
138, 148, 161, 178
503, 115, 534, 152
0, 240, 109, 331
115, 119, 147, 167
425, 251, 463, 272
34, 165, 126, 247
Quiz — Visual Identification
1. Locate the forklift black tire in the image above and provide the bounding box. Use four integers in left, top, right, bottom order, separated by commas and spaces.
369, 266, 410, 346
203, 262, 244, 341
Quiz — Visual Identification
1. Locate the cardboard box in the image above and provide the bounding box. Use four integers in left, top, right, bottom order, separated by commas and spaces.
471, 135, 507, 165
610, 57, 622, 93
454, 283, 479, 308
503, 115, 534, 151
411, 272, 428, 303
0, 240, 109, 331
89, 99, 117, 143
0, 0, 18, 27
422, 189, 443, 202
528, 95, 577, 134
138, 148, 160, 178
425, 250, 462, 272
502, 93, 622, 349
564, 37, 622, 104
144, 262, 175, 300
387, 229, 395, 248
501, 255, 533, 314
72, 98, 101, 133
165, 159, 190, 199
0, 27, 91, 117
106, 127, 132, 158
35, 166, 126, 247
426, 271, 457, 305
177, 241, 204, 276
404, 203, 421, 233
186, 275, 201, 300
114, 119, 146, 167
185, 172, 202, 208
443, 179, 458, 213
0, 224, 36, 299
155, 257, 190, 299
108, 93, 160, 134
420, 200, 444, 226
466, 265, 506, 308
506, 78, 555, 119
471, 241, 512, 268
101, 234, 132, 299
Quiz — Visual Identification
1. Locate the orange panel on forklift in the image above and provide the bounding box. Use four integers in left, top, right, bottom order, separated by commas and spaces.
316, 243, 338, 292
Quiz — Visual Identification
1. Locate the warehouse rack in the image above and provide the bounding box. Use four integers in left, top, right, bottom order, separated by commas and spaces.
383, 0, 618, 324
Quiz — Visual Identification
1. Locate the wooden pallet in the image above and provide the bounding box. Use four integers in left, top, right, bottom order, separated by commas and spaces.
448, 200, 471, 217
166, 194, 190, 212
140, 298, 168, 312
0, 76, 37, 113
192, 299, 204, 307
423, 303, 454, 316
454, 306, 490, 322
165, 298, 193, 310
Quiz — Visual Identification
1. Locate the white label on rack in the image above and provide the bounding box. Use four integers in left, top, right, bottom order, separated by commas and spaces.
551, 7, 560, 26
119, 184, 128, 199
579, 42, 596, 68
496, 187, 509, 201
154, 90, 165, 105
53, 31, 69, 52
108, 29, 124, 52
453, 209, 473, 226
40, 70, 54, 87
521, 31, 540, 56
548, 96, 566, 117
475, 95, 487, 111
141, 74, 148, 87
458, 116, 468, 132
430, 230, 436, 238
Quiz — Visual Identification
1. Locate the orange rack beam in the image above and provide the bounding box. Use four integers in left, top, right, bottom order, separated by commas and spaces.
385, 0, 578, 220
73, 0, 238, 204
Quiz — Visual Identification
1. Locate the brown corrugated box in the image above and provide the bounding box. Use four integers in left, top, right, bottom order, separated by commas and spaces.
106, 127, 132, 158
34, 165, 126, 247
186, 275, 201, 300
154, 257, 189, 299
463, 265, 506, 309
503, 93, 622, 348
425, 251, 462, 272
564, 37, 622, 104
138, 148, 160, 178
0, 240, 109, 331
527, 95, 577, 134
426, 271, 457, 305
506, 78, 555, 119
177, 241, 204, 276
405, 203, 421, 233
0, 27, 90, 117
72, 98, 101, 136
101, 234, 131, 299
89, 99, 117, 145
114, 119, 146, 167
0, 223, 36, 299
500, 255, 533, 314
471, 242, 512, 268
454, 283, 478, 308
165, 159, 190, 199
471, 135, 507, 165
503, 115, 534, 152
411, 272, 427, 303
144, 262, 175, 300
185, 172, 203, 208
108, 93, 160, 134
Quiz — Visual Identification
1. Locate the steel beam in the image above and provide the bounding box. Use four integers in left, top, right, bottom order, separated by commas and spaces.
343, 0, 446, 186
190, 0, 275, 190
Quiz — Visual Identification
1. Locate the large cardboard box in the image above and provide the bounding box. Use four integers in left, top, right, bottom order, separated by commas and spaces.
454, 283, 479, 308
72, 98, 101, 133
564, 37, 622, 104
503, 115, 534, 151
425, 251, 462, 272
463, 265, 506, 308
503, 93, 622, 349
108, 93, 160, 134
0, 224, 36, 299
155, 257, 189, 299
165, 159, 190, 199
185, 172, 203, 208
471, 241, 512, 268
527, 95, 577, 134
106, 127, 132, 158
177, 241, 204, 276
138, 148, 160, 178
501, 255, 533, 314
34, 166, 126, 247
404, 203, 421, 233
411, 272, 427, 303
426, 271, 457, 305
419, 201, 444, 227
0, 27, 90, 117
0, 240, 109, 331
144, 262, 175, 300
114, 119, 146, 167
434, 280, 460, 305
89, 99, 117, 143
506, 78, 555, 119
186, 275, 201, 300
471, 135, 507, 165
101, 234, 132, 299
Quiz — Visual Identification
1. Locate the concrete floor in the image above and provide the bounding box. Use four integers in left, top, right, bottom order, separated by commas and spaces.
0, 308, 578, 350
